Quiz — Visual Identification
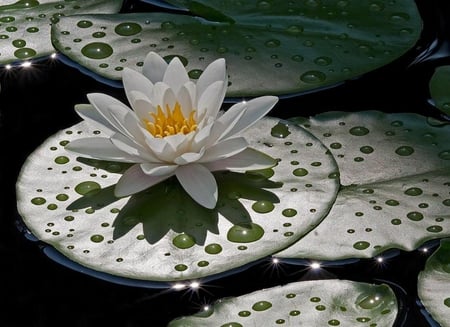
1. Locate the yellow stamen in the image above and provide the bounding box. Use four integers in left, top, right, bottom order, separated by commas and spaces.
144, 102, 197, 138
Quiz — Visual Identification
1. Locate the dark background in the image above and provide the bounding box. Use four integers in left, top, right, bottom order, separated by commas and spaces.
1, 0, 449, 326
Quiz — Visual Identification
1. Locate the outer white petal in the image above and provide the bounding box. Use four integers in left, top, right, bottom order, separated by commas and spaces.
220, 96, 278, 139
122, 68, 154, 104
163, 56, 190, 94
175, 164, 218, 209
65, 137, 139, 162
207, 106, 247, 145
197, 80, 227, 123
115, 164, 172, 197
87, 93, 133, 134
203, 147, 277, 171
199, 137, 248, 162
142, 51, 168, 84
140, 163, 177, 176
196, 58, 227, 99
74, 104, 115, 135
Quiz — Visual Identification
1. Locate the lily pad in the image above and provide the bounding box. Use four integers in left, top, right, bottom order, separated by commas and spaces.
50, 0, 422, 97
168, 279, 398, 326
417, 238, 450, 327
276, 111, 450, 260
16, 116, 339, 282
0, 0, 124, 64
429, 65, 450, 118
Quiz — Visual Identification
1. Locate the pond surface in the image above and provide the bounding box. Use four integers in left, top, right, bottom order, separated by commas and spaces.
0, 0, 449, 326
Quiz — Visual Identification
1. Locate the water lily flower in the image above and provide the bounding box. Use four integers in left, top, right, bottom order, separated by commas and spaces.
66, 51, 278, 209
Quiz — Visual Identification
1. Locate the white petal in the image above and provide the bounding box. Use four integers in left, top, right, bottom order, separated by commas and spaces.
197, 80, 226, 121
203, 147, 277, 171
176, 84, 194, 118
175, 164, 218, 209
87, 93, 132, 133
142, 51, 168, 84
200, 137, 248, 162
74, 104, 115, 135
115, 164, 171, 197
174, 150, 205, 165
110, 133, 160, 162
209, 106, 247, 144
140, 163, 177, 175
122, 68, 154, 104
197, 58, 227, 99
163, 56, 189, 94
65, 137, 138, 162
127, 90, 154, 120
151, 82, 170, 108
220, 96, 278, 139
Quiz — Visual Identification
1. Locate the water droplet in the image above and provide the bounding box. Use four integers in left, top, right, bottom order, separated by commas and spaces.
264, 39, 280, 48
252, 200, 274, 213
271, 122, 291, 138
404, 187, 423, 196
300, 70, 326, 83
188, 69, 203, 79
438, 150, 450, 160
357, 285, 390, 309
293, 168, 308, 176
115, 22, 142, 36
74, 181, 101, 195
407, 211, 424, 221
14, 47, 36, 59
291, 55, 304, 62
81, 42, 113, 59
227, 223, 264, 243
252, 301, 272, 311
172, 233, 196, 249
314, 56, 332, 66
360, 146, 374, 154
56, 194, 69, 201
90, 234, 104, 243
395, 146, 414, 156
26, 26, 39, 33
328, 320, 340, 326
356, 317, 371, 323
221, 323, 242, 327
174, 264, 188, 271
286, 25, 303, 34
444, 298, 450, 307
12, 39, 26, 48
290, 310, 300, 316
349, 126, 369, 136
77, 20, 93, 28
390, 12, 410, 22
238, 310, 251, 317
353, 241, 370, 250
385, 199, 399, 206
92, 31, 106, 38
426, 225, 443, 233
31, 197, 46, 205
315, 305, 326, 311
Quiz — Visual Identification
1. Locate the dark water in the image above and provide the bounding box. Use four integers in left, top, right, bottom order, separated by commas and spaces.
0, 0, 449, 326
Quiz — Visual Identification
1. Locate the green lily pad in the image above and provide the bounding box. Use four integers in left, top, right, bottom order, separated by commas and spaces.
276, 111, 450, 260
168, 279, 398, 326
0, 0, 123, 64
429, 65, 450, 117
16, 116, 339, 282
418, 238, 450, 327
50, 0, 422, 97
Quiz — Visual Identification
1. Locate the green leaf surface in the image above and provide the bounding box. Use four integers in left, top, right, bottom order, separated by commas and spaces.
276, 111, 450, 260
50, 0, 422, 97
168, 279, 398, 327
418, 238, 450, 327
429, 65, 450, 117
0, 0, 123, 64
16, 116, 339, 282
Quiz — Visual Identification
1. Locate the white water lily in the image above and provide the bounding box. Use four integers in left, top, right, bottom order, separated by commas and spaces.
66, 51, 278, 209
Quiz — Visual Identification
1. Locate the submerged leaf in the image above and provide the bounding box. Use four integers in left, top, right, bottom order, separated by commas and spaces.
51, 0, 422, 96
429, 65, 450, 118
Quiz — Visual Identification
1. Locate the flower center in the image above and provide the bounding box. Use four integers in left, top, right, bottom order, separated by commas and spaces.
144, 102, 197, 138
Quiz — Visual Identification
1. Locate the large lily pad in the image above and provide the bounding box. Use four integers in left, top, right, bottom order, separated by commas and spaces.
276, 111, 450, 260
0, 0, 123, 64
168, 279, 398, 326
16, 116, 339, 282
417, 238, 450, 327
50, 0, 422, 97
429, 65, 450, 118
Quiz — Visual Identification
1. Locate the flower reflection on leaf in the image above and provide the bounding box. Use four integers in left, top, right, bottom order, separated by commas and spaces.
65, 51, 278, 209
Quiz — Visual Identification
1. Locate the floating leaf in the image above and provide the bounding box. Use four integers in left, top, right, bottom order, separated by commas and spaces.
51, 0, 422, 97
429, 65, 450, 118
0, 0, 124, 64
16, 116, 339, 282
276, 111, 450, 260
168, 279, 398, 326
418, 238, 450, 327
